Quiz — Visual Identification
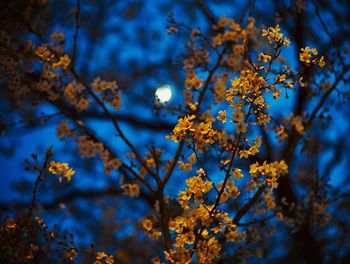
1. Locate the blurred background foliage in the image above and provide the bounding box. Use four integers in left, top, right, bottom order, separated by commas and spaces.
0, 0, 350, 263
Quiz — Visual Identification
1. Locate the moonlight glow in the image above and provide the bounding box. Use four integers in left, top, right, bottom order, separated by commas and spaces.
155, 84, 172, 102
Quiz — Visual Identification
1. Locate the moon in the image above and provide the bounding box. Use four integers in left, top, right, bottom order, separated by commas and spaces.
155, 84, 172, 102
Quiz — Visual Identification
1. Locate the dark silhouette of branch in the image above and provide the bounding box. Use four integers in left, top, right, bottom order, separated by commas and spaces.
81, 111, 175, 132
71, 0, 81, 67
0, 187, 155, 212
195, 0, 217, 25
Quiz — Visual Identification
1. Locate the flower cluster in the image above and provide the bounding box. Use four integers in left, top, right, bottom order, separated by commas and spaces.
168, 115, 217, 145
249, 160, 288, 189
185, 69, 203, 90
76, 136, 121, 175
262, 25, 291, 46
178, 153, 197, 172
56, 120, 76, 140
121, 183, 140, 197
52, 54, 71, 70
167, 205, 246, 263
35, 44, 71, 72
91, 77, 118, 92
299, 46, 325, 67
217, 179, 240, 203
168, 115, 195, 142
94, 251, 114, 264
177, 169, 212, 209
64, 81, 90, 111
48, 161, 75, 182
91, 77, 121, 109
35, 44, 54, 62
212, 16, 255, 46
141, 218, 162, 240
239, 136, 262, 159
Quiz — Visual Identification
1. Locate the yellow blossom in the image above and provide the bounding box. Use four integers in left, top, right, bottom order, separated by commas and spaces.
65, 249, 77, 261
232, 168, 243, 179
214, 80, 227, 102
319, 56, 326, 67
258, 53, 272, 63
110, 91, 122, 110
187, 153, 197, 164
170, 115, 195, 142
276, 126, 288, 141
232, 110, 244, 122
35, 44, 54, 61
178, 161, 192, 172
292, 115, 304, 135
249, 160, 288, 189
77, 98, 90, 111
96, 252, 108, 260
236, 122, 248, 134
194, 121, 217, 145
6, 218, 16, 230
217, 110, 227, 123
50, 29, 65, 42
56, 120, 76, 140
95, 252, 114, 264
299, 46, 319, 64
142, 218, 153, 231
121, 183, 140, 197
48, 161, 75, 182
276, 212, 284, 221
262, 25, 290, 46
91, 77, 118, 92
185, 70, 203, 90
152, 256, 161, 264
58, 54, 71, 69
275, 74, 286, 83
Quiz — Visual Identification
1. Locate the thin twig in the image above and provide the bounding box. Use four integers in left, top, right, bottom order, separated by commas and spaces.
28, 148, 53, 218
311, 0, 345, 67
71, 0, 81, 67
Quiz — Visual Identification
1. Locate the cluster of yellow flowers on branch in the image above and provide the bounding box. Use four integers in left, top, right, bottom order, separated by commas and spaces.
168, 114, 217, 145
160, 19, 327, 263
48, 160, 75, 182
35, 44, 71, 70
